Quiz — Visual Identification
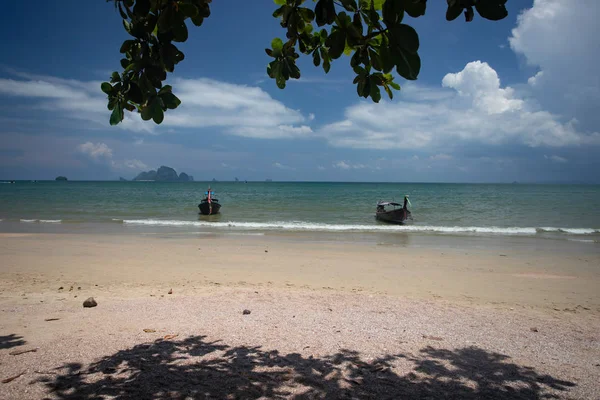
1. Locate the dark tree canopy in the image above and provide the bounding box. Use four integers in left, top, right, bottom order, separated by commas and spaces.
103, 0, 508, 126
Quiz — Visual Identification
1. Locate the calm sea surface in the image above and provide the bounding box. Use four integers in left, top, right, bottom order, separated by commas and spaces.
1, 181, 599, 241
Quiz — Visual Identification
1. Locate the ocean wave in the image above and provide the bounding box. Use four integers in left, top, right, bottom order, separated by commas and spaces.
19, 219, 62, 223
122, 219, 599, 236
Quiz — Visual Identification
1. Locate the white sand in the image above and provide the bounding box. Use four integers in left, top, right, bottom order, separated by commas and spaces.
0, 233, 599, 399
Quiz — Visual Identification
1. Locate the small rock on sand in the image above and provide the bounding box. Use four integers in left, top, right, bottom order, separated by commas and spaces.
530, 327, 539, 332
243, 309, 251, 315
168, 289, 173, 294
83, 297, 97, 308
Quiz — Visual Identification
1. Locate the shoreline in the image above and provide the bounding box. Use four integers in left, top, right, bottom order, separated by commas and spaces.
1, 232, 599, 310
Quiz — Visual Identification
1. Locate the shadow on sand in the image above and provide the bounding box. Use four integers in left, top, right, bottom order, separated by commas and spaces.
39, 335, 575, 399
0, 334, 26, 350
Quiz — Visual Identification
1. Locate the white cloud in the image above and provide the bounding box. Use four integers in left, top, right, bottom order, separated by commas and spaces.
544, 154, 567, 163
77, 142, 113, 160
333, 161, 368, 170
429, 154, 453, 161
123, 159, 148, 170
0, 72, 313, 139
273, 162, 294, 170
333, 161, 351, 170
317, 165, 326, 170
317, 61, 599, 150
76, 142, 148, 171
163, 78, 313, 139
509, 0, 600, 131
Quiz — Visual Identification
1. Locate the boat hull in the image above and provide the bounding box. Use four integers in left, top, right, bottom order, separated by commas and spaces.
198, 202, 221, 215
376, 209, 410, 224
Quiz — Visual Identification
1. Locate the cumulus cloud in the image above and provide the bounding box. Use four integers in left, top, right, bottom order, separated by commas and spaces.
429, 154, 453, 161
76, 142, 147, 170
509, 0, 600, 130
77, 142, 113, 160
123, 159, 148, 170
318, 61, 599, 151
333, 161, 351, 170
158, 78, 312, 139
333, 161, 369, 170
273, 162, 294, 170
0, 72, 313, 139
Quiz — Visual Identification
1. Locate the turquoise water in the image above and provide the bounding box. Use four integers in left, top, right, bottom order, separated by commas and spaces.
1, 181, 599, 239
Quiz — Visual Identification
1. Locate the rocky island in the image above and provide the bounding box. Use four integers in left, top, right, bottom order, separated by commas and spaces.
132, 166, 193, 182
55, 176, 68, 181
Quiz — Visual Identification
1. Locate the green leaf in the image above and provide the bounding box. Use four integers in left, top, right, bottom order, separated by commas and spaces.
127, 82, 143, 104
315, 0, 335, 26
389, 81, 400, 90
151, 98, 165, 124
122, 19, 132, 35
298, 7, 315, 22
340, 0, 357, 12
160, 92, 181, 109
111, 72, 121, 83
379, 41, 395, 73
157, 6, 174, 33
395, 48, 420, 80
178, 3, 198, 18
271, 37, 284, 56
323, 59, 331, 73
369, 78, 381, 102
389, 24, 419, 53
133, 0, 150, 16
343, 40, 354, 56
101, 82, 113, 95
383, 0, 404, 26
369, 48, 382, 71
273, 0, 286, 4
273, 5, 285, 18
475, 0, 508, 21
120, 58, 130, 69
110, 106, 124, 126
465, 6, 474, 21
402, 0, 426, 18
119, 40, 136, 54
326, 30, 346, 59
446, 3, 463, 21
172, 22, 188, 42
357, 77, 370, 98
312, 50, 321, 66
373, 0, 385, 11
191, 14, 204, 26
384, 84, 393, 99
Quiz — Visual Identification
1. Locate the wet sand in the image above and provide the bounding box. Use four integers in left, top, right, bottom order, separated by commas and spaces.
0, 233, 599, 399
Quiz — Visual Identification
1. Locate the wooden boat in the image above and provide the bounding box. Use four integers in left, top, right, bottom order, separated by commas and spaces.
376, 195, 412, 224
198, 187, 221, 215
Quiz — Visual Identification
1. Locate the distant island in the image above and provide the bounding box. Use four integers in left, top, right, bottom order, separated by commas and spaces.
119, 177, 128, 182
132, 166, 193, 182
55, 176, 68, 181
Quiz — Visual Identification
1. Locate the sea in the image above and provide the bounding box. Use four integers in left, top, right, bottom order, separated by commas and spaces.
1, 181, 599, 246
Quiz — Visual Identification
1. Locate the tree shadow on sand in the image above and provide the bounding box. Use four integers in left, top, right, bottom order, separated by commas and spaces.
39, 335, 575, 399
0, 334, 26, 349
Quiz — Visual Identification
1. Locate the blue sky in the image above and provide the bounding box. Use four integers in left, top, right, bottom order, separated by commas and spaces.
0, 0, 598, 182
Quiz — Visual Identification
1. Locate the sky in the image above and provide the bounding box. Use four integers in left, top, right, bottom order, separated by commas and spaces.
0, 0, 599, 183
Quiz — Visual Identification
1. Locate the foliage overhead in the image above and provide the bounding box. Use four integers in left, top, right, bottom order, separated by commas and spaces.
103, 0, 509, 126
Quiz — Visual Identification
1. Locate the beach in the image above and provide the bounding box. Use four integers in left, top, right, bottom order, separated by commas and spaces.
1, 232, 599, 399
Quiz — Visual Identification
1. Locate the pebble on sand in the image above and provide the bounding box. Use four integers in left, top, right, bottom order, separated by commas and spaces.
168, 289, 173, 294
83, 297, 97, 308
243, 309, 251, 315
